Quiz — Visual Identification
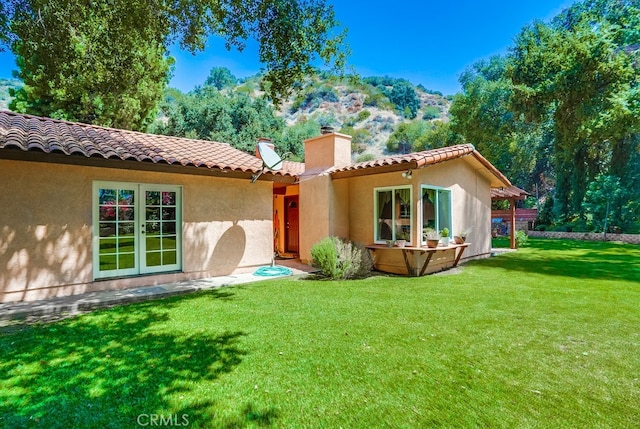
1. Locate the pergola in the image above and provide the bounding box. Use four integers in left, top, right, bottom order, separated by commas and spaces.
491, 186, 530, 249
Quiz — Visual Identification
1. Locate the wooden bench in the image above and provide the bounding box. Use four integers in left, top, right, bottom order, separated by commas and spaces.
365, 243, 469, 277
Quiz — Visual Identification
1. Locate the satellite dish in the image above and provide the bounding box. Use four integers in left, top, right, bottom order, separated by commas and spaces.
251, 142, 284, 183
258, 142, 283, 171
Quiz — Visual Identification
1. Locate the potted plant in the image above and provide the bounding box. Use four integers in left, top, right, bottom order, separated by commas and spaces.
440, 227, 450, 246
454, 227, 472, 244
423, 228, 440, 248
395, 231, 409, 247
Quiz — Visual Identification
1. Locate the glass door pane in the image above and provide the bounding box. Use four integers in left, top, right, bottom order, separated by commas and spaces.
437, 189, 452, 233
96, 186, 138, 277
376, 190, 393, 241
140, 186, 181, 273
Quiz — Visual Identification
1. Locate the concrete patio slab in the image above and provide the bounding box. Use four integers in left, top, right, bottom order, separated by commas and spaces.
0, 262, 316, 325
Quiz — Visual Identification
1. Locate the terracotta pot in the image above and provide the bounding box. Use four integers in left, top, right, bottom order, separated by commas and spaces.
454, 236, 465, 244
427, 239, 439, 248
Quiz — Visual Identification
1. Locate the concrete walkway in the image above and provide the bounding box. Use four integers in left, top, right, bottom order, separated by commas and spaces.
0, 261, 315, 325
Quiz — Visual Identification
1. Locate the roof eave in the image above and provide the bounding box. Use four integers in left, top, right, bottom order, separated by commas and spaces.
330, 160, 418, 179
0, 148, 299, 183
470, 151, 512, 188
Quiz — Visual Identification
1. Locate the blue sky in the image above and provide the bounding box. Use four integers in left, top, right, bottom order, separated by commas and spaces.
0, 0, 573, 95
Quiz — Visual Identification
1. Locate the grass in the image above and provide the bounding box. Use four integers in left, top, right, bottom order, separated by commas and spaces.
1, 238, 639, 428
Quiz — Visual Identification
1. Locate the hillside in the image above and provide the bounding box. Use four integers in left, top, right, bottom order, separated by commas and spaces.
0, 73, 451, 160
274, 75, 451, 159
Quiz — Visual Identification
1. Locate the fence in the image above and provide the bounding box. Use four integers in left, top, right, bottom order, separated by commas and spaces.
526, 230, 640, 245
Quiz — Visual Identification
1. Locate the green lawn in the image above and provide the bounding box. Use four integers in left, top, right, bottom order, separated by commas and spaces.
1, 239, 639, 428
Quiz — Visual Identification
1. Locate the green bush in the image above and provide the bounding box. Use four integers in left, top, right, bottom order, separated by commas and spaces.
515, 230, 528, 248
339, 125, 370, 145
356, 153, 375, 162
310, 237, 373, 279
422, 106, 440, 120
356, 109, 371, 122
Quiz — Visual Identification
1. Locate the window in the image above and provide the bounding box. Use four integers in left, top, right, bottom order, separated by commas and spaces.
93, 181, 182, 279
375, 186, 412, 243
421, 186, 451, 243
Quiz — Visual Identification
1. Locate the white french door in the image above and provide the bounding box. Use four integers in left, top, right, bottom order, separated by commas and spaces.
93, 181, 182, 279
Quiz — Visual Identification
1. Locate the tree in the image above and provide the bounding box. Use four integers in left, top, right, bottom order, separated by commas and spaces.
204, 67, 238, 90
386, 120, 431, 153
388, 81, 420, 119
413, 121, 462, 152
1, 0, 347, 130
7, 0, 173, 129
583, 175, 624, 233
152, 85, 285, 153
507, 11, 640, 221
275, 118, 321, 160
449, 56, 542, 188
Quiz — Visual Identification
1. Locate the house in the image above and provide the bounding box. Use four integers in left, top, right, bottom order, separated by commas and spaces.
0, 111, 512, 303
289, 130, 512, 276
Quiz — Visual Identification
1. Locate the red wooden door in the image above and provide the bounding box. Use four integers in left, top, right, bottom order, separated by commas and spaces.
285, 196, 299, 254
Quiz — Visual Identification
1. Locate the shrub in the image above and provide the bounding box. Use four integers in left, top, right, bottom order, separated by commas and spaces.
515, 230, 528, 248
422, 106, 440, 120
356, 153, 375, 162
356, 109, 371, 122
339, 125, 370, 145
310, 237, 373, 279
290, 85, 338, 113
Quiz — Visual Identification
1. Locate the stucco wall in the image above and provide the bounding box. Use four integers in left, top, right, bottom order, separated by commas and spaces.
303, 133, 352, 171
299, 174, 332, 263
344, 158, 492, 274
0, 159, 273, 302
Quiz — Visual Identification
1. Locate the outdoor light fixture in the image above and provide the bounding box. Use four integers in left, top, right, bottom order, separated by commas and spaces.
402, 169, 413, 179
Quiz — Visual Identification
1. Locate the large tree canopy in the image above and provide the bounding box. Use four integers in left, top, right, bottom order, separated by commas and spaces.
449, 0, 639, 231
450, 56, 544, 188
508, 12, 639, 220
152, 82, 285, 153
0, 0, 347, 130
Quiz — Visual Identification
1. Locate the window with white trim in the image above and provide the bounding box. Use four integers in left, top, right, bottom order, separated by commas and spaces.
374, 186, 412, 243
421, 186, 452, 243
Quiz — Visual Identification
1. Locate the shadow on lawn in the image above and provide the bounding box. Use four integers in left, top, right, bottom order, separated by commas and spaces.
0, 290, 272, 428
483, 238, 640, 283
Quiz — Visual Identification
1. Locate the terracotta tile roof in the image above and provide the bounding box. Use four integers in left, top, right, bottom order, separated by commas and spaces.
331, 144, 512, 187
334, 144, 475, 172
0, 111, 509, 187
0, 110, 300, 178
491, 185, 530, 200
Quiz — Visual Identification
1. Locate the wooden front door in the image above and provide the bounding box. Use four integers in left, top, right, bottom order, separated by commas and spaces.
284, 196, 299, 254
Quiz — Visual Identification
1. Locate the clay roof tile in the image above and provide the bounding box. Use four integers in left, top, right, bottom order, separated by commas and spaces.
0, 111, 299, 179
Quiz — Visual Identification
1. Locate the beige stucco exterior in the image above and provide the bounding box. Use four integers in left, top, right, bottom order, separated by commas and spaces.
297, 151, 493, 273
298, 132, 353, 263
343, 159, 492, 274
0, 159, 273, 302
303, 133, 353, 171
1, 127, 505, 302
